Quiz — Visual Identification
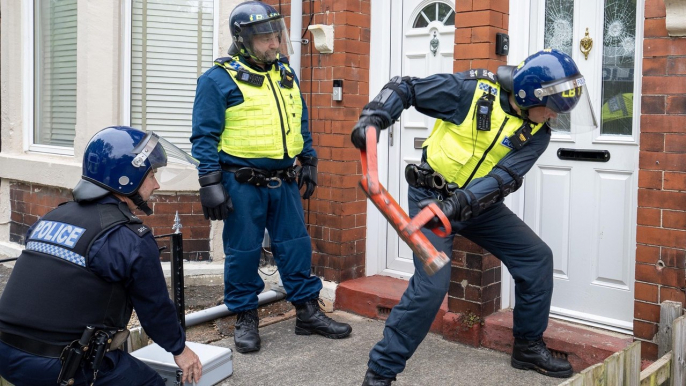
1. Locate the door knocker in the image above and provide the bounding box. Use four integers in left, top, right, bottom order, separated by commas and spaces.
580, 28, 593, 60
430, 31, 439, 56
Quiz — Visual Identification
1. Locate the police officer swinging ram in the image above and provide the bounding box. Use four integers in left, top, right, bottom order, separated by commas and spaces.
352, 49, 597, 385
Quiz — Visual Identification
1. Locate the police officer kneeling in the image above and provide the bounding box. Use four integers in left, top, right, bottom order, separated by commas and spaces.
0, 126, 202, 385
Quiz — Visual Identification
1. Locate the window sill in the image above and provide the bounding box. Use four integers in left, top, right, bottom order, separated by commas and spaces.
0, 152, 199, 192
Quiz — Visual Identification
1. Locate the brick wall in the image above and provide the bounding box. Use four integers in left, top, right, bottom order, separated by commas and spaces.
635, 0, 686, 360
8, 181, 210, 262
448, 2, 509, 320
453, 0, 508, 73
263, 0, 370, 283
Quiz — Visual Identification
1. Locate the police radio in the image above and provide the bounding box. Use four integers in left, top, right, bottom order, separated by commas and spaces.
475, 94, 493, 131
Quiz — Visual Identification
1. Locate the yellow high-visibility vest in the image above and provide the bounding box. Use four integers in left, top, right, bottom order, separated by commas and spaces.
424, 79, 544, 187
217, 58, 304, 159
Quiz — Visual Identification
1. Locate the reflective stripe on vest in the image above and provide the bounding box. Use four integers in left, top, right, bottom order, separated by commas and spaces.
217, 58, 304, 159
423, 79, 544, 187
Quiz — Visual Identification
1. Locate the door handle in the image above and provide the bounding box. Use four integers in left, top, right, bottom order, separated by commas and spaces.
557, 148, 610, 162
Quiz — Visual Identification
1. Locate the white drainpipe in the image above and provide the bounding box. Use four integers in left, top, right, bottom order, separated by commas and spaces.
290, 0, 303, 78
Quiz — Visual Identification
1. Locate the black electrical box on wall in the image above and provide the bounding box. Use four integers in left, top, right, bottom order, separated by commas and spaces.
496, 33, 509, 56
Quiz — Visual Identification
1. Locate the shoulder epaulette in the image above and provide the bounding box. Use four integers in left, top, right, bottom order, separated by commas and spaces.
214, 57, 233, 65
125, 223, 150, 238
463, 69, 497, 83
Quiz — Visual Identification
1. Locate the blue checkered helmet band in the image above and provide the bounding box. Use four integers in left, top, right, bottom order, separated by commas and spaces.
26, 241, 86, 267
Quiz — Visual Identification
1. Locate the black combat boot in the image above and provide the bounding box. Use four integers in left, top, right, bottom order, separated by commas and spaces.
234, 309, 260, 353
511, 338, 573, 378
294, 298, 352, 338
361, 368, 395, 386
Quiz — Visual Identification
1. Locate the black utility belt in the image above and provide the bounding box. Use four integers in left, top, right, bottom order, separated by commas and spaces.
405, 163, 458, 196
0, 330, 65, 358
222, 164, 297, 188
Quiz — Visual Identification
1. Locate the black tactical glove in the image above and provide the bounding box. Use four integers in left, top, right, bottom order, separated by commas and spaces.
297, 156, 318, 199
198, 171, 233, 221
417, 191, 470, 229
350, 109, 393, 150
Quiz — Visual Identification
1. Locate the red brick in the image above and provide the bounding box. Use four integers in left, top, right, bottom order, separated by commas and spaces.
455, 28, 471, 44
634, 300, 661, 322
634, 320, 658, 341
643, 76, 686, 95
660, 286, 686, 304
455, 11, 502, 28
666, 96, 686, 114
455, 0, 473, 12
455, 42, 495, 60
645, 0, 666, 19
636, 262, 685, 287
665, 134, 686, 153
472, 0, 508, 13
332, 67, 369, 82
639, 171, 663, 189
635, 282, 659, 303
638, 189, 686, 210
636, 245, 660, 264
643, 57, 667, 76
644, 18, 668, 38
664, 211, 686, 229
661, 247, 686, 269
637, 225, 686, 249
644, 38, 686, 57
331, 1, 361, 13
471, 26, 502, 43
641, 340, 659, 361
641, 114, 686, 133
637, 208, 661, 226
667, 57, 686, 75
665, 172, 686, 191
639, 152, 686, 172
640, 133, 665, 152
642, 96, 665, 115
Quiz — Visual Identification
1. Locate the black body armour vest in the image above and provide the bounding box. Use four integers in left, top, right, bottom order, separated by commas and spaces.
0, 200, 148, 345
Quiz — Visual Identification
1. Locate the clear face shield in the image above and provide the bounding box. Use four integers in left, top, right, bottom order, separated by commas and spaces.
239, 18, 293, 63
534, 75, 598, 132
132, 132, 199, 170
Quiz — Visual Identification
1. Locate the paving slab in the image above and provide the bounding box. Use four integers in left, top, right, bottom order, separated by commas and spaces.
204, 311, 563, 386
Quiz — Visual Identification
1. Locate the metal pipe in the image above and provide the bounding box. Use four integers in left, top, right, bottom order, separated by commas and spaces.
184, 289, 286, 327
290, 0, 303, 78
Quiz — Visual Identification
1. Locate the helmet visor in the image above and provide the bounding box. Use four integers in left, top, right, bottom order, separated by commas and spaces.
537, 76, 598, 129
239, 18, 293, 61
132, 132, 198, 170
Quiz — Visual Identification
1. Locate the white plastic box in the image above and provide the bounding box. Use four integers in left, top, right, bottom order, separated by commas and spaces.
131, 341, 233, 386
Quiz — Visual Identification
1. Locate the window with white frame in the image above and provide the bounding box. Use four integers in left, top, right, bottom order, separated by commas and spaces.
131, 0, 214, 152
34, 0, 78, 148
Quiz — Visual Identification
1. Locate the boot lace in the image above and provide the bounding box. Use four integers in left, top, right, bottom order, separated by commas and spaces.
532, 339, 568, 360
237, 310, 259, 328
309, 298, 333, 319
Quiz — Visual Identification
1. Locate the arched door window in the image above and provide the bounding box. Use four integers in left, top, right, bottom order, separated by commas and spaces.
412, 2, 455, 28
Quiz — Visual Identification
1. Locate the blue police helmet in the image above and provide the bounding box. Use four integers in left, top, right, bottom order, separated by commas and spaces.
510, 49, 583, 112
81, 126, 167, 196
227, 1, 293, 59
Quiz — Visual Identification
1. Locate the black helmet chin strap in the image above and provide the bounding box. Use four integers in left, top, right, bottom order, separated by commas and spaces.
128, 192, 153, 215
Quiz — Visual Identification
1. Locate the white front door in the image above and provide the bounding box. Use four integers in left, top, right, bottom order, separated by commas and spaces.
384, 0, 456, 277
523, 0, 641, 332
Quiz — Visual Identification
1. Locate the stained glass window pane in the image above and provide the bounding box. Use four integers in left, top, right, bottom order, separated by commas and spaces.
600, 0, 636, 136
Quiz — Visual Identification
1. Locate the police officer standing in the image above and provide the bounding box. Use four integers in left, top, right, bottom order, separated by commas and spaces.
190, 1, 351, 354
351, 50, 597, 385
0, 126, 202, 385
